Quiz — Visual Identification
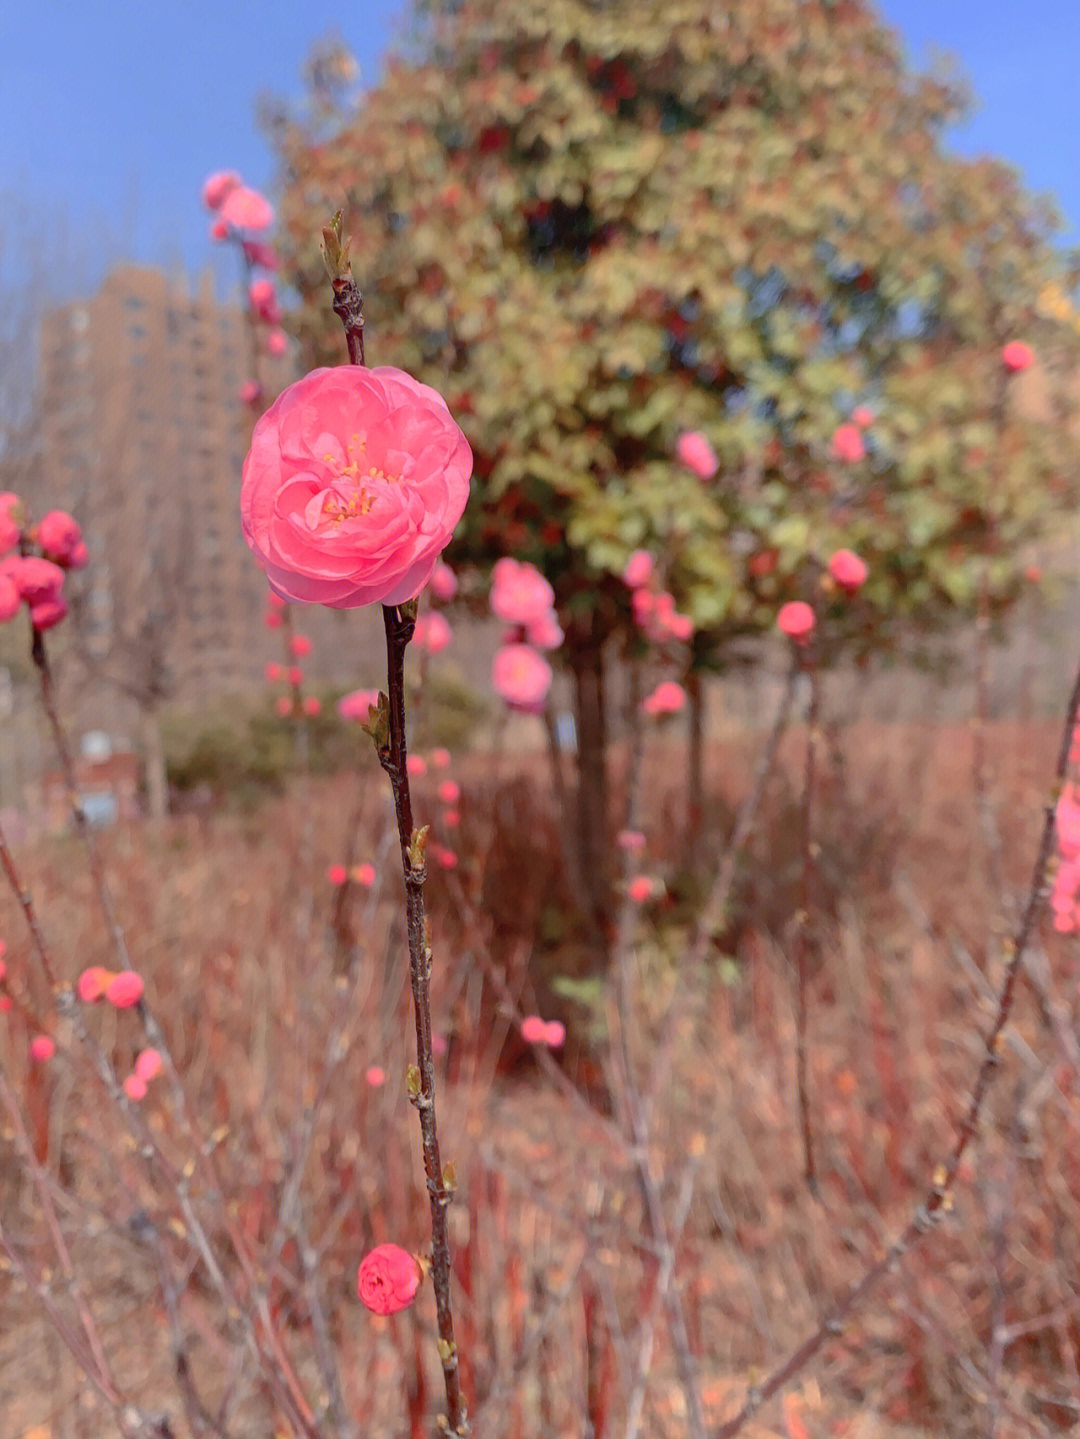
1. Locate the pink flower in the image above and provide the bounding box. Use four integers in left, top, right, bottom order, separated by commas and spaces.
542, 1020, 566, 1048
490, 558, 554, 625
241, 366, 472, 608
492, 643, 552, 713
287, 666, 303, 686
623, 550, 654, 589
1002, 340, 1035, 373
105, 971, 144, 1009
827, 549, 868, 593
616, 829, 646, 853
303, 695, 322, 716
851, 406, 875, 428
123, 1074, 148, 1101
29, 1034, 55, 1062
443, 809, 460, 828
642, 681, 686, 716
438, 780, 460, 804
327, 864, 348, 886
628, 875, 656, 903
9, 555, 64, 604
632, 589, 655, 626
266, 329, 288, 357
429, 561, 458, 601
275, 695, 293, 717
777, 600, 816, 642
521, 1014, 548, 1044
357, 1244, 421, 1316
365, 1065, 386, 1087
418, 611, 453, 654
219, 185, 274, 232
676, 431, 718, 479
666, 612, 694, 642
77, 966, 111, 1003
265, 662, 282, 681
525, 610, 564, 651
831, 424, 866, 463
290, 634, 313, 657
338, 688, 380, 721
352, 862, 376, 887
36, 511, 84, 567
240, 380, 263, 406
30, 596, 68, 632
134, 1049, 163, 1084
0, 574, 18, 622
433, 845, 458, 869
202, 170, 241, 210
250, 277, 276, 309
431, 747, 451, 769
407, 755, 428, 777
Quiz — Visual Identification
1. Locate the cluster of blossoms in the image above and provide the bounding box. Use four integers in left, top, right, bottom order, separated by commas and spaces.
328, 861, 376, 888
776, 548, 869, 646
520, 1014, 566, 1048
831, 408, 874, 464
623, 550, 694, 646
0, 496, 87, 631
122, 1047, 164, 1102
264, 600, 322, 718
77, 965, 144, 1008
202, 170, 285, 398
489, 559, 561, 713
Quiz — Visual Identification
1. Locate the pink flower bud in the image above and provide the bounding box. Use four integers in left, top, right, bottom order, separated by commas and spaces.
1001, 340, 1034, 373
122, 1074, 148, 1102
831, 424, 865, 463
240, 380, 262, 406
542, 1020, 566, 1048
338, 688, 380, 721
623, 550, 655, 589
105, 971, 144, 1009
407, 755, 428, 777
777, 601, 816, 642
264, 611, 283, 629
628, 875, 656, 903
327, 864, 348, 886
243, 241, 280, 270
642, 681, 686, 716
616, 829, 646, 853
209, 219, 229, 241
202, 170, 241, 210
303, 695, 322, 716
10, 555, 64, 604
352, 862, 376, 887
827, 549, 868, 593
521, 1014, 547, 1044
290, 634, 312, 658
421, 611, 453, 654
438, 780, 461, 805
365, 1065, 386, 1087
267, 591, 287, 609
275, 695, 293, 717
357, 1244, 421, 1316
29, 1034, 55, 1063
77, 966, 112, 1003
265, 662, 282, 681
676, 431, 718, 479
525, 609, 564, 651
287, 666, 303, 686
134, 1048, 163, 1084
266, 329, 288, 357
851, 406, 875, 428
36, 510, 84, 566
443, 809, 460, 828
433, 845, 458, 869
30, 596, 68, 631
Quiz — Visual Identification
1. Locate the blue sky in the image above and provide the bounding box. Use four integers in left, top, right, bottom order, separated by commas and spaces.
1, 0, 1077, 301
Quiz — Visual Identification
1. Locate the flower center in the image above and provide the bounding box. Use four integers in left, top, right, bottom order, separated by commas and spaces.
319, 432, 402, 523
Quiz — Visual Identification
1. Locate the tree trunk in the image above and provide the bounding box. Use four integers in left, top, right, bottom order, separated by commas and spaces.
568, 614, 612, 959
141, 704, 168, 825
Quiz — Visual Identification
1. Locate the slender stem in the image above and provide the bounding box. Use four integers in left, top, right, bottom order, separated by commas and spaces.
793, 654, 819, 1193
379, 605, 468, 1434
715, 646, 1080, 1437
331, 276, 366, 366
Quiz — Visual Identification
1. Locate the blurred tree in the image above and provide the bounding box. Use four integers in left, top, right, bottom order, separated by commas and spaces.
269, 0, 1080, 938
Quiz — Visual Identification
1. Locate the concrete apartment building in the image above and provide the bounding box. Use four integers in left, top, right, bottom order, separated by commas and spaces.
36, 264, 280, 707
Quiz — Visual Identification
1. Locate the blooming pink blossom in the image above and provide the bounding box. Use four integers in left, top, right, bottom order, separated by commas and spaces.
827, 549, 868, 593
241, 366, 472, 608
105, 971, 144, 1009
642, 681, 686, 716
338, 688, 380, 721
831, 424, 866, 463
327, 864, 348, 886
616, 829, 646, 853
623, 550, 654, 589
202, 170, 241, 210
303, 695, 322, 716
407, 755, 428, 777
433, 845, 458, 869
357, 1244, 421, 1315
521, 1015, 548, 1044
676, 431, 718, 479
266, 329, 288, 357
77, 966, 111, 1003
123, 1074, 148, 1101
290, 634, 312, 658
9, 555, 64, 604
240, 380, 263, 406
219, 185, 274, 232
353, 862, 376, 887
365, 1065, 386, 1087
1002, 340, 1035, 373
851, 406, 875, 428
438, 780, 460, 805
542, 1020, 566, 1048
135, 1049, 163, 1084
430, 747, 451, 769
628, 875, 656, 902
777, 600, 816, 642
429, 561, 458, 601
492, 643, 553, 713
29, 1034, 55, 1062
416, 611, 453, 654
490, 558, 555, 625
525, 610, 564, 651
